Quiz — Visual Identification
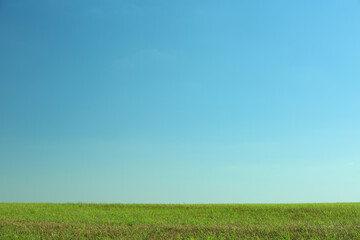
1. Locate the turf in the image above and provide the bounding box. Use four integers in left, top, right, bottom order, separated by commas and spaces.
1, 203, 360, 239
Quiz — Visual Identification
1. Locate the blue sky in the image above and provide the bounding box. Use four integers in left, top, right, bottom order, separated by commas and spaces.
1, 0, 360, 203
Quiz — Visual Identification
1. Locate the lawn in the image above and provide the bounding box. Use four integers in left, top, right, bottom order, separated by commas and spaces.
1, 203, 360, 239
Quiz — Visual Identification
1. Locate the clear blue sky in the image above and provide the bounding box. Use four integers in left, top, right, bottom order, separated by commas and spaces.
1, 0, 360, 203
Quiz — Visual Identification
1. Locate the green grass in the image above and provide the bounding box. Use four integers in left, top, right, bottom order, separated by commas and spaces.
1, 203, 360, 239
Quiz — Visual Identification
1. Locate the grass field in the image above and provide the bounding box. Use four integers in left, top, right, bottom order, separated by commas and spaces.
1, 203, 360, 239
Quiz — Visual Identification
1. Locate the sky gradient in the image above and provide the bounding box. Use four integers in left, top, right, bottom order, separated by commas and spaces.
1, 0, 360, 203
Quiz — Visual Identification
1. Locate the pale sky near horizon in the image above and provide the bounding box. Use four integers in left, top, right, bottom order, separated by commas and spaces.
1, 0, 360, 203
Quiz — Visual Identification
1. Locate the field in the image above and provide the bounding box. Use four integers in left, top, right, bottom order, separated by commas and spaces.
1, 203, 360, 239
